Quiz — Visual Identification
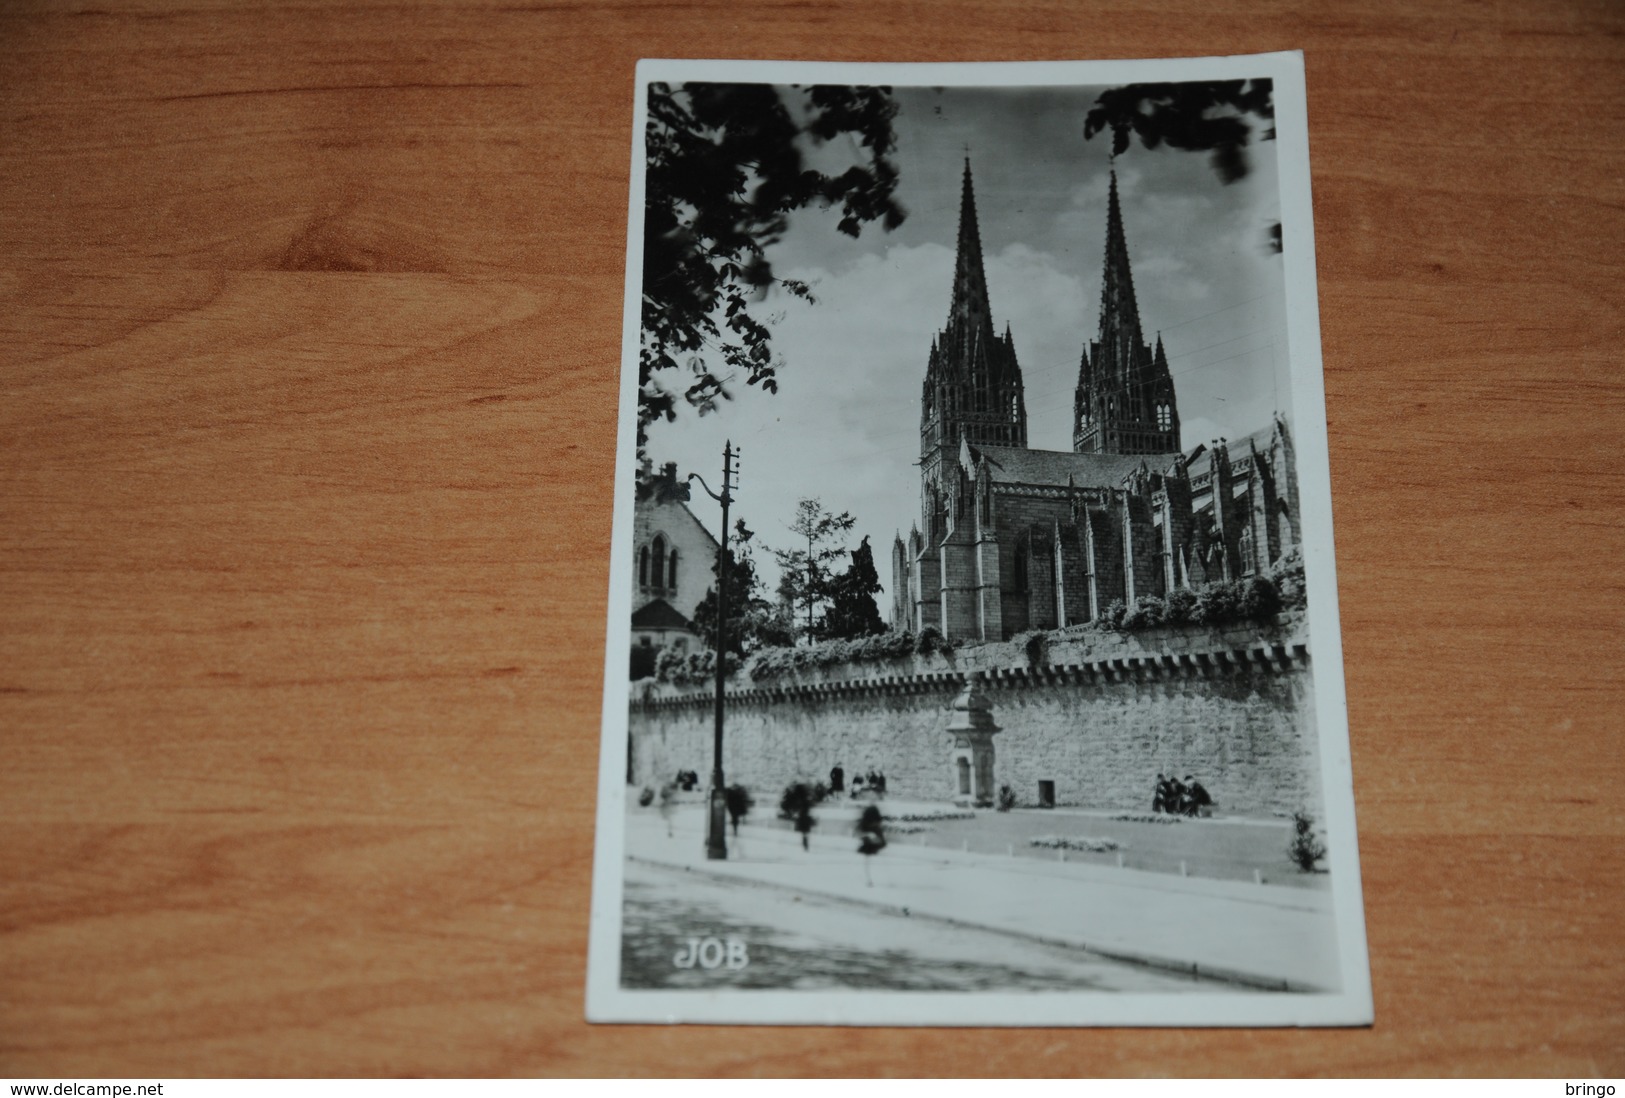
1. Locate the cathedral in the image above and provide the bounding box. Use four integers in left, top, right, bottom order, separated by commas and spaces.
891, 163, 1301, 642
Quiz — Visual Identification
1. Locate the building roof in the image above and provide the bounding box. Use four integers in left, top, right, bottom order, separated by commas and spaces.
1183, 422, 1279, 480
634, 464, 720, 555
630, 598, 693, 631
969, 444, 1181, 490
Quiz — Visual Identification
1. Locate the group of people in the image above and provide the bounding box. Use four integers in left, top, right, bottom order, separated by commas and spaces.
828, 765, 887, 798
1152, 773, 1214, 817
673, 769, 701, 792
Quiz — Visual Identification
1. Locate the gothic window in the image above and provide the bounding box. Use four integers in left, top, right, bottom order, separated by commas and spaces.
1157, 403, 1171, 431
639, 545, 649, 588
651, 535, 667, 591
668, 549, 679, 591
1013, 547, 1028, 591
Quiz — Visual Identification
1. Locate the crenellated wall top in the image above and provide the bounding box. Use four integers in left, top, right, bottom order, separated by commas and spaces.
632, 613, 1309, 710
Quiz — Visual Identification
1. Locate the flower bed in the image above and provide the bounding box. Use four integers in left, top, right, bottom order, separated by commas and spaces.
1029, 835, 1123, 853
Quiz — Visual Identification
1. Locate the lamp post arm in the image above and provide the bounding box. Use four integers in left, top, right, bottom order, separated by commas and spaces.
687, 472, 728, 505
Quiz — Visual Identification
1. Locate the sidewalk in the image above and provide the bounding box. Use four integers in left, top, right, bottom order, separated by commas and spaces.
629, 806, 1343, 992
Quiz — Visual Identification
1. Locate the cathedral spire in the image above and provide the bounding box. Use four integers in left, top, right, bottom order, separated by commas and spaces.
1099, 170, 1144, 368
949, 159, 993, 334
922, 159, 1027, 490
1074, 170, 1180, 456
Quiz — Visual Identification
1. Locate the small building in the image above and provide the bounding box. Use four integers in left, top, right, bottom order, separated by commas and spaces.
631, 462, 720, 676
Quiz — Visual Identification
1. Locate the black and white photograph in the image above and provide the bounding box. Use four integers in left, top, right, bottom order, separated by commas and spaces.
588, 53, 1371, 1027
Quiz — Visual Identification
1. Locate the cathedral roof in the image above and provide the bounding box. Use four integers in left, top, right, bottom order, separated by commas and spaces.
967, 444, 1180, 490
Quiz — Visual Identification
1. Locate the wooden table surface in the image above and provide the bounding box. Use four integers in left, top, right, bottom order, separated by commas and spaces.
3, 0, 1622, 1078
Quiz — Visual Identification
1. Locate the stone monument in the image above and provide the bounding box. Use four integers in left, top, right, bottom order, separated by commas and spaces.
946, 672, 1000, 807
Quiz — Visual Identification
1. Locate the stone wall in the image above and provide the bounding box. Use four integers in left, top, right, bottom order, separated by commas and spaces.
628, 616, 1321, 818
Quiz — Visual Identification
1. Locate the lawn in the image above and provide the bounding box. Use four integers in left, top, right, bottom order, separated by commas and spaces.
761, 798, 1331, 891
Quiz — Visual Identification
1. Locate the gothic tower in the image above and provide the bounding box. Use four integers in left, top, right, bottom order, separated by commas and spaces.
920, 160, 1027, 541
1074, 172, 1181, 456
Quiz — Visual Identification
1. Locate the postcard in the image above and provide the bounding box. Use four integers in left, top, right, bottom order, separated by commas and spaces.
586, 51, 1371, 1026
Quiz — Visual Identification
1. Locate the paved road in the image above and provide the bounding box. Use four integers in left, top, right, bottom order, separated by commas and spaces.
625, 804, 1344, 992
620, 860, 1227, 992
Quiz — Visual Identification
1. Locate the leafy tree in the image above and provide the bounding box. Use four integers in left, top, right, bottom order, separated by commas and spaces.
772, 498, 856, 644
778, 781, 818, 851
640, 82, 905, 452
691, 519, 795, 655
1289, 811, 1327, 872
724, 783, 754, 837
1083, 80, 1279, 250
819, 535, 887, 640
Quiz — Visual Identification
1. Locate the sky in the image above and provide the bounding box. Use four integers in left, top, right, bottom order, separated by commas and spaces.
642, 82, 1292, 607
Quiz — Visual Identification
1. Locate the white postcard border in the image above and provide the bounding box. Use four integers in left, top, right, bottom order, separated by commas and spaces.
586, 50, 1372, 1027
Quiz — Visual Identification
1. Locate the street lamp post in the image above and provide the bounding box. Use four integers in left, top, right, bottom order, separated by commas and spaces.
688, 441, 738, 861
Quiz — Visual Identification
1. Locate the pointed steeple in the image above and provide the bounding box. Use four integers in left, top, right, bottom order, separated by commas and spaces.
949, 159, 994, 334
1074, 170, 1180, 456
920, 158, 1026, 506
1099, 170, 1144, 376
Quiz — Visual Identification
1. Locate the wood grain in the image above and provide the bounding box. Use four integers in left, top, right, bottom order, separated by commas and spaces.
2, 0, 1622, 1077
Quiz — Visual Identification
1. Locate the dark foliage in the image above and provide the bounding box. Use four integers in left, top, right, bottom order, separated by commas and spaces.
1165, 586, 1198, 622
724, 783, 754, 829
1120, 595, 1167, 631
1083, 80, 1275, 185
779, 781, 818, 836
640, 83, 905, 451
691, 519, 795, 655
653, 645, 738, 686
774, 498, 857, 644
821, 535, 888, 640
1289, 811, 1327, 872
1267, 545, 1307, 609
1083, 80, 1279, 251
746, 628, 916, 681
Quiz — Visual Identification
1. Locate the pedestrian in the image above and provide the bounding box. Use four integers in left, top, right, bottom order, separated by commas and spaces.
725, 783, 753, 837
1169, 774, 1189, 816
856, 804, 887, 887
794, 798, 816, 851
1185, 776, 1212, 817
830, 764, 844, 794
657, 780, 678, 838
